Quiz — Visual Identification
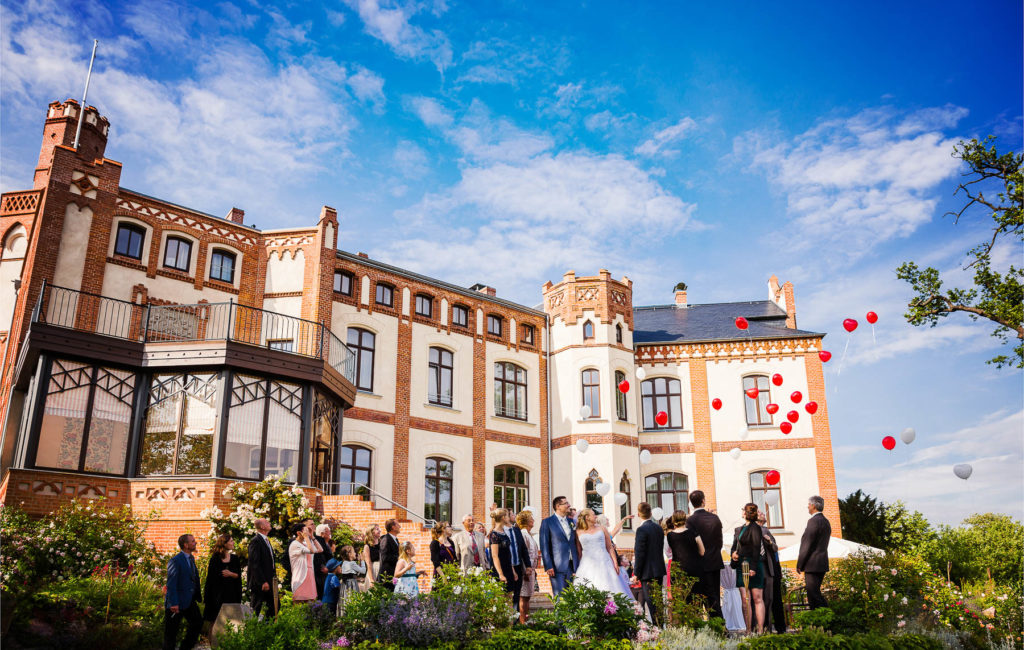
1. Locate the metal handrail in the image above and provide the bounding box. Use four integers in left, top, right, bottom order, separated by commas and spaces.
321, 481, 437, 528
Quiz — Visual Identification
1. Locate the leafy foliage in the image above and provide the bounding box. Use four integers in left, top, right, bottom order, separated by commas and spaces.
881, 501, 936, 555
921, 513, 1023, 587
427, 563, 513, 630
202, 474, 320, 553
839, 490, 887, 548
552, 581, 641, 640
216, 599, 333, 650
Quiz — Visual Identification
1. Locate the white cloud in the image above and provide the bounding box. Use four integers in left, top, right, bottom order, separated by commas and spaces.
406, 95, 453, 127
392, 140, 429, 178
342, 0, 452, 72
347, 65, 386, 112
455, 37, 570, 87
124, 0, 193, 49
635, 117, 698, 157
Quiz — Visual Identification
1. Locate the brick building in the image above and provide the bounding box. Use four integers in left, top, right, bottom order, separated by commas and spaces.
0, 100, 841, 558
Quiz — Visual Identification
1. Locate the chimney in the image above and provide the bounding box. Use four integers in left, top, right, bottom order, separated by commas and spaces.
675, 290, 687, 307
470, 283, 497, 297
225, 207, 245, 224
357, 252, 369, 258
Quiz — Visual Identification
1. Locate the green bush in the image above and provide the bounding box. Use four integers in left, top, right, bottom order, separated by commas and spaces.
738, 631, 944, 649
202, 474, 321, 554
792, 606, 834, 631
474, 628, 633, 649
553, 581, 641, 640
427, 563, 514, 631
216, 601, 335, 650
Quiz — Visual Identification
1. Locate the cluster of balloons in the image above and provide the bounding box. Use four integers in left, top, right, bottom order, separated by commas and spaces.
882, 427, 916, 451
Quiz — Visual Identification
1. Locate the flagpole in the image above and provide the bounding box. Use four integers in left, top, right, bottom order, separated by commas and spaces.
73, 39, 99, 151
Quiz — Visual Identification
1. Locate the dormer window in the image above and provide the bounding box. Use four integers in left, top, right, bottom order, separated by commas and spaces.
583, 320, 595, 341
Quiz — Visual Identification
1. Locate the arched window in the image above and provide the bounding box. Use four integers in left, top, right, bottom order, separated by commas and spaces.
743, 375, 772, 425
375, 282, 394, 307
616, 324, 623, 344
645, 471, 689, 515
334, 270, 353, 295
428, 347, 453, 407
614, 370, 628, 421
415, 294, 433, 318
619, 472, 632, 529
494, 464, 528, 513
583, 320, 595, 340
750, 470, 783, 528
339, 444, 372, 496
114, 223, 146, 259
163, 236, 192, 272
581, 369, 600, 418
641, 377, 683, 430
210, 249, 236, 283
494, 362, 527, 420
347, 328, 375, 391
487, 314, 503, 337
425, 457, 453, 523
585, 469, 604, 513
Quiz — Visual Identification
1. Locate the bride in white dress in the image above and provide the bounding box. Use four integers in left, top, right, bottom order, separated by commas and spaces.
573, 509, 634, 600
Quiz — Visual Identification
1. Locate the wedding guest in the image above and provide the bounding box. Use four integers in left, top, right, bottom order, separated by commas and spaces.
506, 510, 527, 611
288, 522, 322, 603
378, 519, 401, 591
474, 522, 487, 537
340, 545, 366, 594
361, 523, 381, 589
731, 503, 766, 633
307, 520, 330, 599
633, 502, 667, 626
488, 508, 519, 603
758, 512, 785, 632
797, 495, 831, 610
454, 514, 487, 572
203, 533, 242, 627
539, 496, 580, 597
568, 507, 578, 524
247, 518, 277, 618
666, 510, 704, 604
515, 510, 540, 623
163, 534, 202, 650
687, 490, 725, 620
322, 559, 342, 615
429, 521, 459, 578
394, 542, 427, 595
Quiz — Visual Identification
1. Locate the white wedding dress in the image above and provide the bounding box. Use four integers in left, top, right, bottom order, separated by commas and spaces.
573, 530, 634, 600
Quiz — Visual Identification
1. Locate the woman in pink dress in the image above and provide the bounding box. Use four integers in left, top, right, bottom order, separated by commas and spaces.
288, 522, 322, 602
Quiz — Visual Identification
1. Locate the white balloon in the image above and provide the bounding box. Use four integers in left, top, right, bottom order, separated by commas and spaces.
639, 449, 652, 465
651, 507, 664, 521
636, 367, 647, 380
596, 482, 612, 497
953, 463, 973, 480
729, 447, 742, 460
613, 492, 628, 507
764, 491, 780, 506
575, 439, 590, 453
579, 404, 592, 419
900, 427, 916, 445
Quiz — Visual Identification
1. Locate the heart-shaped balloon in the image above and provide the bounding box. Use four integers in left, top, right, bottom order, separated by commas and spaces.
636, 367, 647, 380
580, 404, 591, 419
655, 411, 668, 426
780, 421, 792, 434
953, 464, 973, 480
787, 410, 799, 423
765, 403, 779, 415
819, 350, 832, 363
764, 491, 780, 506
772, 373, 783, 386
882, 436, 896, 450
866, 311, 878, 324
790, 391, 803, 403
765, 470, 780, 486
745, 387, 760, 400
596, 482, 611, 497
639, 449, 652, 464
614, 493, 628, 507
729, 447, 741, 460
843, 318, 858, 333
711, 398, 723, 410
618, 380, 630, 393
576, 439, 590, 453
805, 401, 818, 415
735, 316, 749, 330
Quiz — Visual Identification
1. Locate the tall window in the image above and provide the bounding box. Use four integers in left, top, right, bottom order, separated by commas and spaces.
615, 370, 628, 421
645, 472, 689, 515
163, 236, 192, 272
114, 223, 145, 259
347, 328, 375, 391
334, 271, 353, 295
452, 305, 468, 328
619, 472, 632, 529
425, 457, 453, 523
494, 465, 528, 514
641, 377, 683, 429
585, 469, 604, 514
581, 369, 601, 418
415, 294, 433, 317
428, 347, 453, 407
339, 445, 372, 496
375, 283, 393, 307
521, 324, 534, 344
750, 471, 783, 528
312, 393, 341, 491
616, 324, 623, 343
210, 250, 236, 283
743, 375, 773, 425
487, 315, 503, 337
139, 373, 218, 476
223, 374, 302, 482
494, 362, 527, 420
583, 320, 595, 340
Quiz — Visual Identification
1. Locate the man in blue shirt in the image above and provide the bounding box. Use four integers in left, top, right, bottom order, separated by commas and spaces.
164, 533, 203, 650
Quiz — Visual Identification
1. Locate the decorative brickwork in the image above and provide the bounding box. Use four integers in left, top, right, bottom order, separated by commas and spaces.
542, 269, 634, 328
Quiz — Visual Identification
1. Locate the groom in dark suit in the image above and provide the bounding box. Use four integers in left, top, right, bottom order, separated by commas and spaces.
247, 518, 277, 618
539, 495, 579, 596
378, 518, 401, 591
632, 501, 666, 625
797, 495, 831, 609
686, 489, 724, 620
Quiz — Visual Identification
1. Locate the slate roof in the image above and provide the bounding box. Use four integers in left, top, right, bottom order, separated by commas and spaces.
632, 300, 825, 344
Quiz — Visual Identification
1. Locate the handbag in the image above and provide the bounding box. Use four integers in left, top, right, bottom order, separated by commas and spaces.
729, 525, 747, 570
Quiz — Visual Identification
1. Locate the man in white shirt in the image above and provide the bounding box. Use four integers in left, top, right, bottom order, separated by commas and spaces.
453, 514, 488, 572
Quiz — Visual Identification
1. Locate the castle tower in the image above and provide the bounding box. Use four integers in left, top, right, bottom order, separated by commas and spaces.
542, 270, 640, 537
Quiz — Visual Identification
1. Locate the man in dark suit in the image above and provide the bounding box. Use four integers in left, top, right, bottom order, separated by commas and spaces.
508, 514, 527, 611
163, 533, 202, 650
686, 489, 724, 620
797, 495, 832, 610
632, 501, 667, 625
307, 520, 331, 599
248, 518, 277, 618
757, 512, 784, 632
539, 495, 580, 596
378, 518, 401, 591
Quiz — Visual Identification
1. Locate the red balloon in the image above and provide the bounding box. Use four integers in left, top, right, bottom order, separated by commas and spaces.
735, 316, 749, 330
790, 391, 803, 403
866, 311, 878, 324
765, 403, 779, 415
618, 380, 630, 393
843, 318, 858, 333
711, 398, 722, 410
745, 387, 760, 400
818, 350, 832, 363
780, 422, 792, 434
787, 410, 799, 423
772, 373, 783, 386
805, 401, 818, 415
765, 470, 781, 485
882, 436, 896, 450
655, 411, 668, 426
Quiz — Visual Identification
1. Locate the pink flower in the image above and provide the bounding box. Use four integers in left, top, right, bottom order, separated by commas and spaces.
604, 599, 618, 615
898, 621, 906, 628
336, 637, 350, 647
891, 568, 898, 575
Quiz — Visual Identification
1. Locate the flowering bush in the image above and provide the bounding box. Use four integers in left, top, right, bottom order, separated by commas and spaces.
203, 474, 320, 551
428, 563, 514, 630
553, 582, 641, 640
0, 500, 163, 595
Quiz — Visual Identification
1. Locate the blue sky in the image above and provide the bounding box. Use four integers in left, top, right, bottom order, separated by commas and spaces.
2, 0, 1021, 526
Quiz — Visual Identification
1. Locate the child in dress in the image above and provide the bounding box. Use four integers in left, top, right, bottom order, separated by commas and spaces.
339, 545, 366, 595
322, 559, 343, 615
393, 542, 426, 596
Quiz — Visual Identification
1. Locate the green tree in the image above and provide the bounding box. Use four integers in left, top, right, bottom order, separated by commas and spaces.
838, 489, 886, 548
881, 501, 935, 554
896, 136, 1023, 368
924, 513, 1024, 586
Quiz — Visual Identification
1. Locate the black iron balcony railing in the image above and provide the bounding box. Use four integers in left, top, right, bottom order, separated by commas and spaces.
32, 281, 357, 384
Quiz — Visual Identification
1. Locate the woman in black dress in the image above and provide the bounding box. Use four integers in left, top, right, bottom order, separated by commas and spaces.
204, 533, 242, 624
487, 508, 518, 602
361, 524, 381, 590
429, 522, 459, 578
665, 510, 705, 602
730, 503, 766, 634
